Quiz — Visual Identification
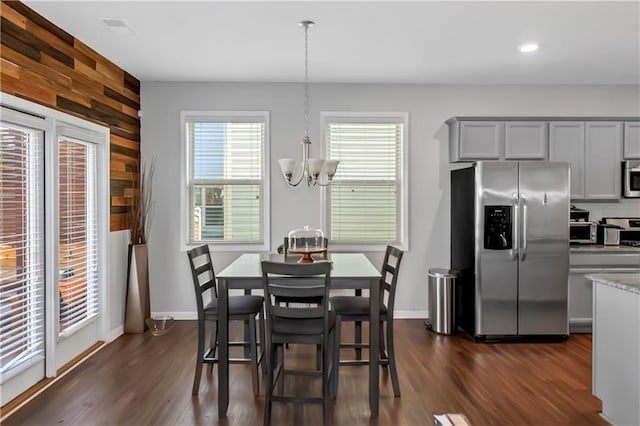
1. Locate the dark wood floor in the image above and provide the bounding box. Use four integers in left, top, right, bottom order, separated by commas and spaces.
4, 320, 607, 426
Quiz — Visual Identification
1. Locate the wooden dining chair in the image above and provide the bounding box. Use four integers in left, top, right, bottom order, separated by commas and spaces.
281, 236, 329, 363
261, 260, 336, 426
330, 245, 404, 397
186, 245, 265, 396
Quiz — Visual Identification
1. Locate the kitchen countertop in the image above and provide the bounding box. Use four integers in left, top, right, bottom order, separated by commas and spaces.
570, 245, 640, 253
586, 273, 640, 295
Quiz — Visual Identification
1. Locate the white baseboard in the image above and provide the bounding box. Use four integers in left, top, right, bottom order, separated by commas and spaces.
151, 311, 197, 320
152, 311, 428, 320
107, 325, 124, 342
394, 310, 428, 319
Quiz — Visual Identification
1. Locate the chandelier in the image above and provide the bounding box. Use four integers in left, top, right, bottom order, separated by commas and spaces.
278, 20, 338, 187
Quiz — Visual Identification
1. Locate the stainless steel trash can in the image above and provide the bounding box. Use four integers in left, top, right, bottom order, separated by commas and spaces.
426, 268, 458, 335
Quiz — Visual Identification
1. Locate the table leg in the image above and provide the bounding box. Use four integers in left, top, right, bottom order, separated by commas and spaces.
369, 278, 380, 417
218, 278, 229, 418
244, 289, 251, 357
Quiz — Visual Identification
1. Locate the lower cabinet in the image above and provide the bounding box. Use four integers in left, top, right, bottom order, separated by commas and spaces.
569, 268, 599, 333
569, 251, 640, 333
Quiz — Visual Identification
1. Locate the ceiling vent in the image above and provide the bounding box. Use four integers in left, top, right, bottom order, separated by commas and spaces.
99, 18, 134, 35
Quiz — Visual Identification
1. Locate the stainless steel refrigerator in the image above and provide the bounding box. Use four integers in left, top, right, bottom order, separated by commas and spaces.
451, 161, 570, 340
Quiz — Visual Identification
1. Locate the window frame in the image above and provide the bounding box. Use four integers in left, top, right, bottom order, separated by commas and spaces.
320, 111, 409, 252
55, 126, 101, 339
179, 111, 270, 252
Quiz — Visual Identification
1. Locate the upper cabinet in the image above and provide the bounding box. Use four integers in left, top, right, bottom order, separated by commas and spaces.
447, 117, 638, 202
455, 121, 503, 160
624, 122, 640, 159
505, 122, 547, 160
449, 119, 547, 162
550, 122, 621, 200
549, 122, 584, 199
584, 122, 621, 200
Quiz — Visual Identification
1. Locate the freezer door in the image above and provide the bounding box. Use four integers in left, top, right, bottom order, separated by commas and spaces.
475, 162, 519, 336
518, 162, 570, 335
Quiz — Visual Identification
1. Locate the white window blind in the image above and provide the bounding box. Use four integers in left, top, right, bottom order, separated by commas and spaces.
325, 116, 405, 243
0, 122, 45, 382
58, 137, 99, 335
185, 115, 266, 244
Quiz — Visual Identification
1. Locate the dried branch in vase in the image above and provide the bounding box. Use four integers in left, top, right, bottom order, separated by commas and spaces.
129, 159, 156, 245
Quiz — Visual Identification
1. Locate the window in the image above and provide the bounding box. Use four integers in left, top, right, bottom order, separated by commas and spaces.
322, 112, 408, 249
181, 112, 269, 250
58, 133, 99, 335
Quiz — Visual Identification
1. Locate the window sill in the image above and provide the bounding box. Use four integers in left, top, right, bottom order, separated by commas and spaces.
183, 242, 270, 253
58, 313, 99, 341
328, 243, 408, 253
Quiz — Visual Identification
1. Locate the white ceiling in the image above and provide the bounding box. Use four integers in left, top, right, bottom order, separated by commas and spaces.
24, 1, 640, 85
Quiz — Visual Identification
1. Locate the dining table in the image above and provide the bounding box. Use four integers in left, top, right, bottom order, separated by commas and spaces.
215, 252, 382, 418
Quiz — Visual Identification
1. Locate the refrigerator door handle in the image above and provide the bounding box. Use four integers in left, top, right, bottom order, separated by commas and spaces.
520, 194, 528, 261
511, 193, 519, 260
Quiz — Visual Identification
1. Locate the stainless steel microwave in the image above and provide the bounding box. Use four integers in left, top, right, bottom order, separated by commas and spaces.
623, 160, 640, 198
570, 221, 597, 244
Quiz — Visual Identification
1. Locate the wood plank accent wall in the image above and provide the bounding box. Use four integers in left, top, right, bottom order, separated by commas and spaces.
0, 0, 140, 231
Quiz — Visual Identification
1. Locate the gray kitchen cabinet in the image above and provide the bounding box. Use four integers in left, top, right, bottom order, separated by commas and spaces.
549, 122, 584, 199
449, 121, 503, 161
584, 122, 621, 200
624, 122, 640, 159
568, 249, 640, 333
505, 121, 547, 160
449, 120, 547, 162
568, 268, 598, 333
550, 121, 621, 200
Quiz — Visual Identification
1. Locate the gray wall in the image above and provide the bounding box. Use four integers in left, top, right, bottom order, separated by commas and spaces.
139, 82, 640, 318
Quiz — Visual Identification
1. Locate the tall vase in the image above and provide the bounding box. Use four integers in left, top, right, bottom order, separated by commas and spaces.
124, 243, 150, 333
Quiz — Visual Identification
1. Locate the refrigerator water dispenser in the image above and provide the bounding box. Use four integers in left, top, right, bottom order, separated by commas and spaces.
484, 205, 512, 250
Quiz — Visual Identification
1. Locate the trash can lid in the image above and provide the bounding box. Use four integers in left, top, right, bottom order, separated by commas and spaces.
428, 268, 458, 278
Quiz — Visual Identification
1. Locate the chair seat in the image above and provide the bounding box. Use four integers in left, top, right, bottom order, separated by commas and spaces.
330, 296, 387, 317
204, 295, 264, 319
272, 311, 336, 336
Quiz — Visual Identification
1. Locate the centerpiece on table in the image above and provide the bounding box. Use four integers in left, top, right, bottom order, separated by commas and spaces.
287, 226, 327, 263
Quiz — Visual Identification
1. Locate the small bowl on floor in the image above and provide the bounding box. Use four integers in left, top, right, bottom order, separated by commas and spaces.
145, 316, 174, 336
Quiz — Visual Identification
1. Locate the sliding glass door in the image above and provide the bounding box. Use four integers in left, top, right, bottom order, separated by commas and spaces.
0, 120, 46, 405
54, 128, 101, 368
1, 100, 107, 406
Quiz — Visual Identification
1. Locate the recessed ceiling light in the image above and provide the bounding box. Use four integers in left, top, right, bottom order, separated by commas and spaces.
519, 43, 539, 53
99, 18, 134, 35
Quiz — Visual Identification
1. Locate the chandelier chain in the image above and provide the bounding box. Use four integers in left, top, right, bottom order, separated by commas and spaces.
303, 22, 309, 138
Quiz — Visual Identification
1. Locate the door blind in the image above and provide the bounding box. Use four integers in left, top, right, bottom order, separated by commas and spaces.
187, 120, 264, 243
326, 121, 402, 242
0, 122, 45, 382
58, 137, 99, 334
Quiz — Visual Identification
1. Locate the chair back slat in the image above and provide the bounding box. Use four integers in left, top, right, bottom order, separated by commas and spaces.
187, 245, 218, 318
271, 304, 325, 319
261, 261, 331, 322
268, 282, 326, 299
381, 245, 403, 314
